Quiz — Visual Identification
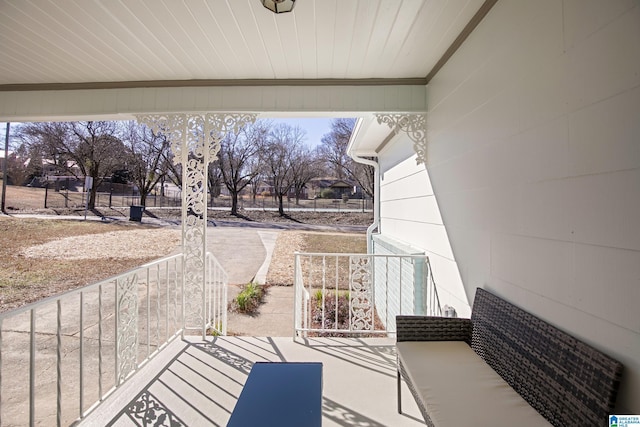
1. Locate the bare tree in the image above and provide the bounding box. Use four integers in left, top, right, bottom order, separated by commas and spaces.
163, 154, 182, 188
263, 123, 306, 215
208, 158, 223, 203
18, 122, 75, 178
318, 118, 374, 198
290, 145, 320, 204
248, 161, 265, 203
218, 121, 269, 215
318, 118, 354, 180
2, 144, 32, 186
123, 122, 170, 206
19, 121, 124, 208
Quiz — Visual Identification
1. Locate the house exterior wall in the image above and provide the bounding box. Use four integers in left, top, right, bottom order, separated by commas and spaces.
425, 0, 640, 413
377, 134, 468, 317
371, 233, 427, 331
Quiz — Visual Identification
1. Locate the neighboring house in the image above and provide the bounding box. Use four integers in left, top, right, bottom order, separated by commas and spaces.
308, 177, 355, 198
328, 179, 353, 198
42, 158, 81, 177
0, 150, 13, 171
249, 180, 272, 197
0, 150, 12, 182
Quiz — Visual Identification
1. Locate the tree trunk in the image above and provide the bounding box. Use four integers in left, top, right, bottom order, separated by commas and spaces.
88, 187, 97, 209
277, 194, 285, 216
140, 192, 147, 207
295, 187, 302, 205
231, 192, 238, 215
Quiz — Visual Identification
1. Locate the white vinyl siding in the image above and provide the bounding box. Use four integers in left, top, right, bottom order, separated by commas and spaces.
425, 0, 640, 413
377, 135, 468, 317
371, 234, 427, 331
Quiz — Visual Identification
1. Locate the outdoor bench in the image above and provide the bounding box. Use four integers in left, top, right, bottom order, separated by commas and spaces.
396, 288, 623, 427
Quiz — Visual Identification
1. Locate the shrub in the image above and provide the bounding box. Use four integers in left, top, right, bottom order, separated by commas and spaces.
311, 291, 350, 330
314, 289, 324, 309
231, 282, 265, 314
207, 321, 223, 336
319, 189, 335, 199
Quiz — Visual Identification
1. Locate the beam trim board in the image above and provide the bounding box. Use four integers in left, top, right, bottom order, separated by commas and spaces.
0, 84, 427, 122
425, 0, 499, 84
0, 78, 428, 92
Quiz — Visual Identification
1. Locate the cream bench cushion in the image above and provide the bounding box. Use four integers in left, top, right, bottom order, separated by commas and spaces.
397, 341, 551, 427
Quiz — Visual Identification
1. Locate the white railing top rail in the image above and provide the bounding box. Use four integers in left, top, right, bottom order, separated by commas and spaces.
0, 250, 230, 426
294, 252, 441, 337
0, 253, 183, 321
295, 252, 430, 259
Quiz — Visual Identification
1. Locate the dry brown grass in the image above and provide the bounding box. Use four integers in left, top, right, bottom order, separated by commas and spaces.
2, 185, 47, 211
0, 217, 176, 312
1, 185, 370, 312
265, 231, 367, 286
301, 232, 367, 254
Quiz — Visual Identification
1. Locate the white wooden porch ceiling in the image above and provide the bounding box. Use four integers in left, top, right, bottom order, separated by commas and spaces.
0, 0, 485, 87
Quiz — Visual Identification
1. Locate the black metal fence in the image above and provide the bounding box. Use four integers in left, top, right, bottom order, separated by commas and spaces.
42, 188, 373, 212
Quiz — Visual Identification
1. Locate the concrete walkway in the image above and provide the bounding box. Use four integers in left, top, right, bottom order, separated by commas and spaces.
7, 212, 368, 234
227, 286, 295, 336
204, 226, 292, 336
207, 227, 293, 337
205, 226, 274, 285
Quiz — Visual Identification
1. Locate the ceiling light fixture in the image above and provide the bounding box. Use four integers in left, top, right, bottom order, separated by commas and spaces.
261, 0, 296, 14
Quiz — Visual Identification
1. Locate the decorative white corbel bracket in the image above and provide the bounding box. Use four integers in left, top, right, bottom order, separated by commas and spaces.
375, 113, 427, 165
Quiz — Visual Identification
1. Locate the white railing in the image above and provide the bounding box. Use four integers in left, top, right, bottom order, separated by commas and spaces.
206, 251, 228, 336
0, 252, 227, 426
294, 253, 441, 337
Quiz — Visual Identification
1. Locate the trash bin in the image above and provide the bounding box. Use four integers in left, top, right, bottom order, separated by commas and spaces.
129, 205, 144, 222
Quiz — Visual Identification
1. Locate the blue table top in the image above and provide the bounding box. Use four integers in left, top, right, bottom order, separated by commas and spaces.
227, 362, 323, 427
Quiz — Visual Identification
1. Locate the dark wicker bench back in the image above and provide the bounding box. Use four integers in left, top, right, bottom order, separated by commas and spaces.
470, 288, 623, 426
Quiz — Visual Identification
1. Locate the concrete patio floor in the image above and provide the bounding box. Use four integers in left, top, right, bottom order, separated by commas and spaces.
81, 336, 425, 426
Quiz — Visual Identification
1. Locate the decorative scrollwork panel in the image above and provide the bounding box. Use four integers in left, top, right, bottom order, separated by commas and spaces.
349, 256, 374, 331
375, 113, 427, 165
134, 113, 257, 333
116, 273, 138, 384
136, 114, 188, 165
136, 113, 258, 164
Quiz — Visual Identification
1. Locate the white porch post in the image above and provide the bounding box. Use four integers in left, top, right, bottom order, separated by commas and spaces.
135, 113, 256, 335
375, 113, 427, 164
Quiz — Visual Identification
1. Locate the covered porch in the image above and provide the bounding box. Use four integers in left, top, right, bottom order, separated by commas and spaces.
81, 336, 424, 426
1, 0, 639, 423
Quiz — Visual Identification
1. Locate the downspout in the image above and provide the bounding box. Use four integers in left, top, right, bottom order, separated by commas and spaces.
347, 119, 380, 254
350, 154, 379, 254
